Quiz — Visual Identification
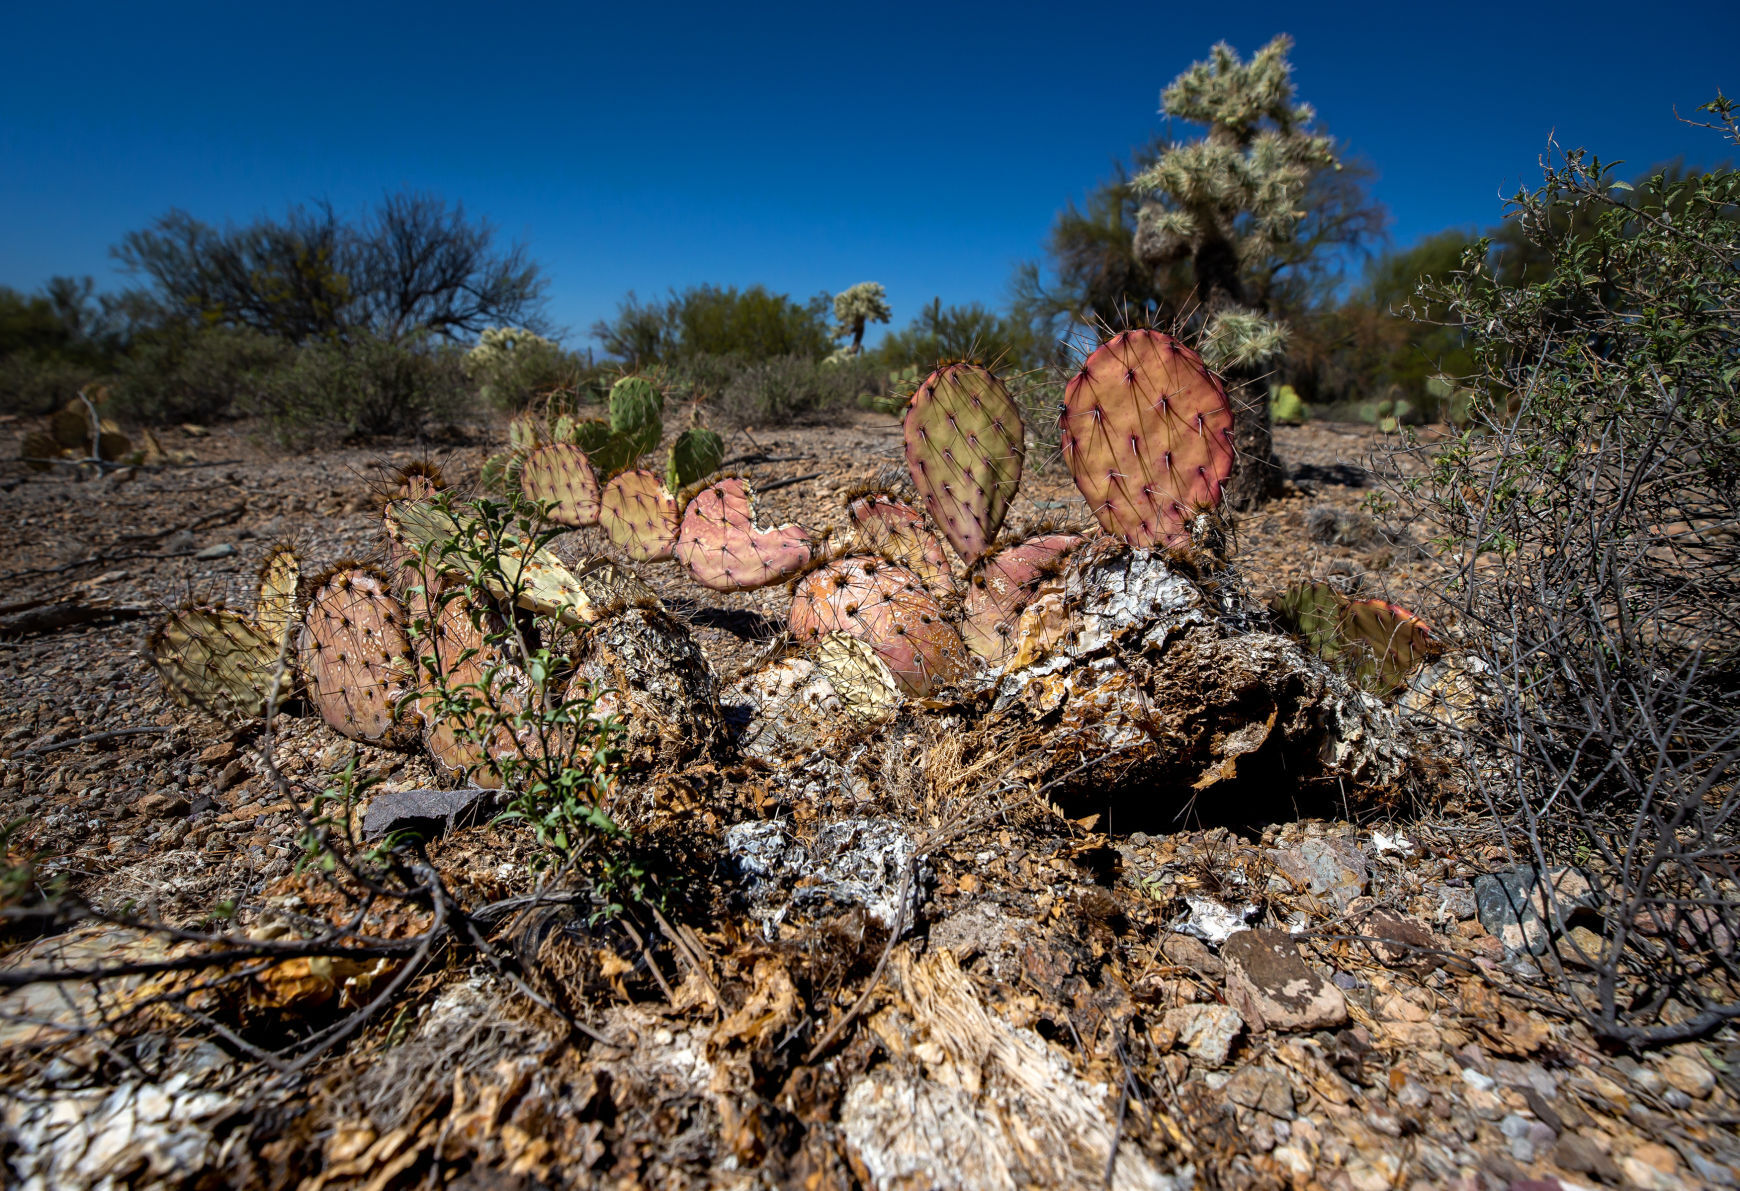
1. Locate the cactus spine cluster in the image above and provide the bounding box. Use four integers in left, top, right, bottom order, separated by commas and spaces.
903, 363, 1024, 564
1060, 330, 1235, 548
297, 565, 418, 745
600, 470, 680, 563
789, 557, 969, 696
674, 477, 816, 592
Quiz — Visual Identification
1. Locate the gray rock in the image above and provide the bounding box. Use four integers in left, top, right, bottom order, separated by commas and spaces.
1162, 1003, 1244, 1066
725, 817, 926, 938
362, 787, 490, 840
930, 901, 1035, 981
193, 543, 235, 560
1220, 928, 1348, 1033
1473, 865, 1593, 955
1552, 1133, 1622, 1183
1223, 1066, 1296, 1119
1265, 834, 1368, 910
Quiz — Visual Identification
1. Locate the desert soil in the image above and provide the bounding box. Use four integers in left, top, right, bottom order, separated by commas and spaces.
0, 412, 1733, 1191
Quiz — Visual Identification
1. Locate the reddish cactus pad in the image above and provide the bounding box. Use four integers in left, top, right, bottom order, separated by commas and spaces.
961, 533, 1084, 663
414, 595, 521, 788
674, 477, 815, 592
297, 565, 418, 746
789, 556, 969, 696
520, 443, 602, 527
903, 363, 1024, 565
1060, 330, 1235, 548
600, 469, 680, 563
847, 492, 955, 596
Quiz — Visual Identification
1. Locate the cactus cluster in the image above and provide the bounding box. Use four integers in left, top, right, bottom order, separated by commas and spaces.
1271, 580, 1437, 695
19, 390, 134, 472
482, 375, 697, 501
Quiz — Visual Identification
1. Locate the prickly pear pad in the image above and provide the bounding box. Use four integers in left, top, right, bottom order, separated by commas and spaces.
961, 533, 1084, 663
903, 363, 1024, 565
600, 470, 680, 563
847, 492, 955, 597
674, 477, 815, 592
1060, 330, 1234, 548
520, 443, 602, 528
253, 544, 301, 651
148, 606, 283, 721
297, 566, 418, 746
789, 556, 969, 696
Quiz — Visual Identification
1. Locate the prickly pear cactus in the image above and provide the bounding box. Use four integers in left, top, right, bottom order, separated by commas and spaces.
674, 477, 816, 592
847, 491, 954, 597
813, 632, 901, 720
1340, 598, 1437, 695
903, 362, 1024, 564
599, 470, 680, 562
666, 427, 724, 493
298, 565, 418, 746
609, 375, 664, 437
387, 499, 656, 626
19, 431, 59, 472
789, 556, 969, 696
253, 544, 301, 649
389, 461, 446, 502
414, 595, 521, 788
520, 443, 602, 527
507, 413, 545, 453
1270, 581, 1438, 696
147, 606, 283, 721
961, 533, 1084, 663
1060, 329, 1235, 548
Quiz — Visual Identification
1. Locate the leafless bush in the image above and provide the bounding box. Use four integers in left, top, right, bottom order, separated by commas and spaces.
1382, 100, 1740, 1045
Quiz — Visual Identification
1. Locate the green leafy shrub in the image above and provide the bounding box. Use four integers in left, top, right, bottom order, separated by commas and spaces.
248, 332, 471, 439
464, 325, 586, 410
709, 353, 883, 427
111, 325, 290, 424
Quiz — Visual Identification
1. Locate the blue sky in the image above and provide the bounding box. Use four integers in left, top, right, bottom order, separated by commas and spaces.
2, 2, 1735, 349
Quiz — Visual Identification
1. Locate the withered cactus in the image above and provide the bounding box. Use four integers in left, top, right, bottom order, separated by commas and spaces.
297, 564, 418, 746
789, 556, 969, 696
961, 533, 1084, 663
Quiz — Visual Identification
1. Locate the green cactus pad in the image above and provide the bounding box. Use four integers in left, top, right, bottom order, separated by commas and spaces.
520, 443, 602, 527
666, 427, 725, 492
1271, 580, 1438, 696
147, 606, 283, 721
674, 477, 815, 592
903, 362, 1024, 565
600, 469, 681, 562
608, 375, 665, 437
789, 556, 969, 696
1060, 330, 1235, 548
297, 565, 419, 746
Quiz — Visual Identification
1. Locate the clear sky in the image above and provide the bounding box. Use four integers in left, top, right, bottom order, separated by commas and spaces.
2, 1, 1734, 348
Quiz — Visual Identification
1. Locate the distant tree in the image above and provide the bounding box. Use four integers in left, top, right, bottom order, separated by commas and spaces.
1131, 35, 1380, 508
113, 191, 546, 345
830, 282, 892, 357
591, 284, 832, 365
875, 298, 1039, 370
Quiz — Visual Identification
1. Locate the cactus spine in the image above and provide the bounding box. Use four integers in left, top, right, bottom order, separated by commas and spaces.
1060, 330, 1235, 548
903, 362, 1024, 564
847, 492, 955, 597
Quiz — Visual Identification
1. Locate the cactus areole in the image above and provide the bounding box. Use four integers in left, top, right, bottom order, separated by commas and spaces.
1060, 330, 1235, 548
903, 363, 1024, 565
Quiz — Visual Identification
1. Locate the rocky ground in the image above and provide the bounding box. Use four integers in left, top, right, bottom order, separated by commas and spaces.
0, 411, 1735, 1190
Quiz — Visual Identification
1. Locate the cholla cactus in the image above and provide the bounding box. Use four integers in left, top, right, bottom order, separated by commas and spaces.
789, 556, 969, 696
831, 282, 893, 357
1131, 35, 1340, 508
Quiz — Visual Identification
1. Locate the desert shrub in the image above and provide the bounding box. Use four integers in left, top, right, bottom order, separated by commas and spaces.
247, 332, 471, 439
111, 325, 290, 424
706, 353, 883, 427
1390, 99, 1740, 1044
874, 299, 1042, 372
0, 355, 103, 418
591, 285, 832, 368
464, 326, 587, 410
